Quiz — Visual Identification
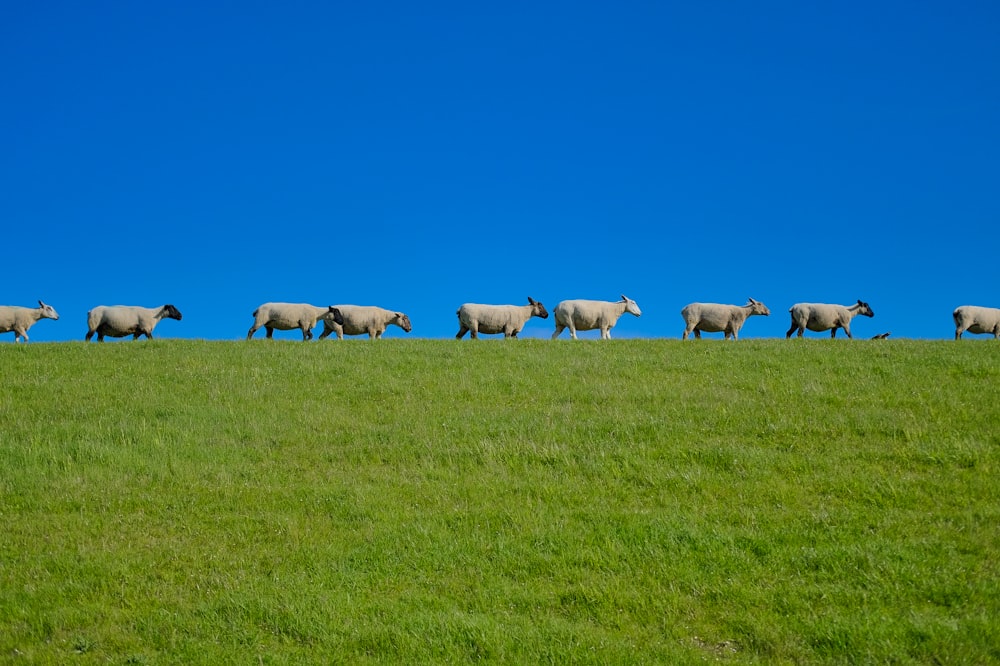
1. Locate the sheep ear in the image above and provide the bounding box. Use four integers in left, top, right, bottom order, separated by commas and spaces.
38, 300, 45, 307
748, 298, 757, 304
620, 294, 628, 301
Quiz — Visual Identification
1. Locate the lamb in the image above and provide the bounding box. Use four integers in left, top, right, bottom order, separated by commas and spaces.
318, 305, 412, 340
785, 300, 874, 339
0, 301, 59, 342
681, 298, 770, 340
455, 298, 548, 339
247, 303, 344, 340
86, 304, 182, 341
953, 305, 1000, 340
551, 295, 642, 340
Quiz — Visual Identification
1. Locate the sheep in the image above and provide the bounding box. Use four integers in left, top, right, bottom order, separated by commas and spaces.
871, 332, 891, 340
953, 305, 1000, 340
455, 297, 548, 339
247, 303, 344, 340
317, 305, 412, 340
785, 300, 874, 339
551, 295, 642, 340
681, 298, 770, 340
86, 304, 182, 341
0, 301, 59, 342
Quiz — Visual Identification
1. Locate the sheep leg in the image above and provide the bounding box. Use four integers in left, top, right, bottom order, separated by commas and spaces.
456, 324, 469, 339
317, 325, 333, 340
86, 330, 96, 341
551, 324, 565, 339
785, 319, 799, 338
265, 327, 274, 339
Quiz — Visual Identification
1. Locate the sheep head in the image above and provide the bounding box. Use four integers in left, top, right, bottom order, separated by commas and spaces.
527, 297, 549, 319
621, 295, 642, 317
747, 298, 770, 316
38, 300, 59, 320
326, 306, 345, 326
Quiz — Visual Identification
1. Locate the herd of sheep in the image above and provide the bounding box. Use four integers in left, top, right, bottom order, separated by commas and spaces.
1, 298, 999, 343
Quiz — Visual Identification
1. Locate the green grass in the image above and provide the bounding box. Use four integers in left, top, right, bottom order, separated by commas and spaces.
1, 339, 998, 664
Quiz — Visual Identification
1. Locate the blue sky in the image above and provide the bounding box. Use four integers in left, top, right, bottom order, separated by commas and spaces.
3, 2, 998, 341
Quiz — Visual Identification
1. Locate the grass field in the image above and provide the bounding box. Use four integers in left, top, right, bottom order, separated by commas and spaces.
1, 339, 998, 664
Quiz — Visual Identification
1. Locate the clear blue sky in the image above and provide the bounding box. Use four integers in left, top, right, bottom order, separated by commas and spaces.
4, 2, 998, 341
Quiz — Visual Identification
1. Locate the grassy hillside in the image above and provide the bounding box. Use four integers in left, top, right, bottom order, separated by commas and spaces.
1, 339, 997, 664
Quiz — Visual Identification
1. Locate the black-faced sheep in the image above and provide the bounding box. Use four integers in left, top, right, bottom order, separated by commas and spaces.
681, 298, 770, 340
786, 300, 874, 339
318, 305, 412, 340
86, 304, 182, 341
0, 301, 59, 342
551, 295, 642, 340
455, 298, 548, 339
247, 303, 344, 340
953, 305, 1000, 340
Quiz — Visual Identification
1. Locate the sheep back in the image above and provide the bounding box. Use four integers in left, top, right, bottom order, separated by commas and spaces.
953, 305, 1000, 339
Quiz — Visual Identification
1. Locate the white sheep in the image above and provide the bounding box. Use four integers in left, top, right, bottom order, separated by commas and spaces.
786, 300, 874, 339
455, 298, 549, 339
318, 305, 412, 340
0, 301, 59, 342
86, 304, 182, 341
551, 295, 642, 340
247, 303, 344, 340
953, 305, 1000, 340
681, 298, 770, 340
